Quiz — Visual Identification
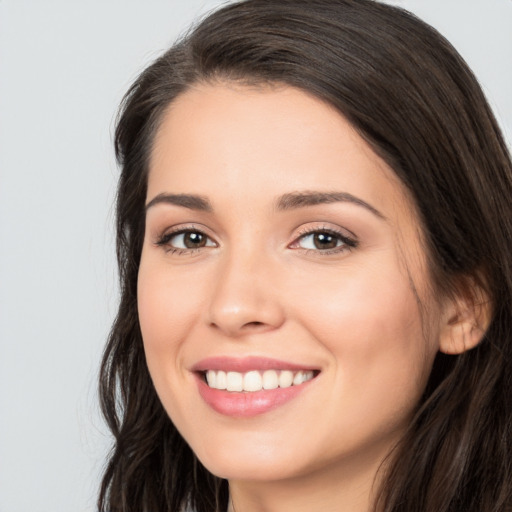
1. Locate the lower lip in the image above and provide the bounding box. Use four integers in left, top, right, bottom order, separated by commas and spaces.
195, 376, 314, 417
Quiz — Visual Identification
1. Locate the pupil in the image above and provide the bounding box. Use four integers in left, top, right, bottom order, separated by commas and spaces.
184, 232, 205, 248
314, 233, 337, 250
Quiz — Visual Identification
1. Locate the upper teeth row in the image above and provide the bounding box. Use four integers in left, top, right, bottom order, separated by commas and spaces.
206, 369, 315, 392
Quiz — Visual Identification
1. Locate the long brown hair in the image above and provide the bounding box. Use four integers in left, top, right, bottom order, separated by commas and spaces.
98, 1, 512, 510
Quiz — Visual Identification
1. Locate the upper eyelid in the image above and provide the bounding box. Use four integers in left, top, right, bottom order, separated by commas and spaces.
155, 223, 213, 238
293, 223, 357, 240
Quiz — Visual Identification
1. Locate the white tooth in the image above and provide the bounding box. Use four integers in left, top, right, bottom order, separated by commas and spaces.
262, 370, 279, 389
226, 371, 243, 392
303, 370, 314, 382
243, 371, 263, 392
279, 370, 294, 388
216, 371, 227, 390
293, 371, 304, 385
206, 370, 216, 388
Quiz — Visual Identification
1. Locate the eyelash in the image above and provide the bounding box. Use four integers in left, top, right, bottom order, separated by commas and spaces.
154, 225, 358, 256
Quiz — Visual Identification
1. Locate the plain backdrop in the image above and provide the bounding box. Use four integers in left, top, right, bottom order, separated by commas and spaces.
0, 1, 510, 511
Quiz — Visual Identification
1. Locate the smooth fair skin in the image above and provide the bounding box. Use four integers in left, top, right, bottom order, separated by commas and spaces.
138, 83, 479, 512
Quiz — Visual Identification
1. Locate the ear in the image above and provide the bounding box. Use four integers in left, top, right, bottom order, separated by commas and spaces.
438, 276, 492, 355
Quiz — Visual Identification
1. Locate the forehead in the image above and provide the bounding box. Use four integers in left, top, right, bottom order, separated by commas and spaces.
148, 82, 416, 224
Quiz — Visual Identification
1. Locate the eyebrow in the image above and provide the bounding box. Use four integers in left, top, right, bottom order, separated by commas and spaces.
145, 190, 385, 219
275, 191, 385, 219
145, 193, 213, 212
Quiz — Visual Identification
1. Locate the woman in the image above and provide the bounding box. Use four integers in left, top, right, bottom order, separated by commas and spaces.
98, 1, 512, 511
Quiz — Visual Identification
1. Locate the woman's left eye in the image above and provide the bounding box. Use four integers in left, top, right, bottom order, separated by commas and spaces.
292, 229, 357, 253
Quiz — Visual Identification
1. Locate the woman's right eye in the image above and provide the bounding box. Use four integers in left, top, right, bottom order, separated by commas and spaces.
156, 229, 216, 252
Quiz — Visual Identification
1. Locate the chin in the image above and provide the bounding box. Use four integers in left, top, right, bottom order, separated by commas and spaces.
188, 430, 309, 482
200, 453, 302, 482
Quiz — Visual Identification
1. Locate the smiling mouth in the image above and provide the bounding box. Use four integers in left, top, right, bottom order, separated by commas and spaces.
202, 369, 319, 392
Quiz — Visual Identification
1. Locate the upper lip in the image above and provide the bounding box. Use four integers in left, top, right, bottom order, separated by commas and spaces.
191, 356, 320, 373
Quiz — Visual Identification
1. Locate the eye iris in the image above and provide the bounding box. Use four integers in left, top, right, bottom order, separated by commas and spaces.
314, 232, 338, 250
184, 232, 206, 248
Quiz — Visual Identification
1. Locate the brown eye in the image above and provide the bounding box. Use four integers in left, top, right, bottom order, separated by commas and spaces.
293, 229, 357, 254
311, 232, 338, 250
158, 230, 216, 251
183, 231, 207, 248
298, 231, 343, 251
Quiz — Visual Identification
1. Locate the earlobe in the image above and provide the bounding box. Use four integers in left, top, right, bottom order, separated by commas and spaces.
438, 278, 492, 355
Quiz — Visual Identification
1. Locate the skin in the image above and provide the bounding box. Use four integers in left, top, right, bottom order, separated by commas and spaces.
138, 83, 451, 512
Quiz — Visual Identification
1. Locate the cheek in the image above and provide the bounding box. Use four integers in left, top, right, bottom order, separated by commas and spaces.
137, 255, 209, 433
138, 255, 203, 345
293, 255, 423, 341
137, 254, 204, 394
292, 255, 437, 415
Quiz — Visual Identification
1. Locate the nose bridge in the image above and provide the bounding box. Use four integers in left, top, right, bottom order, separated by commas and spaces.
207, 243, 284, 336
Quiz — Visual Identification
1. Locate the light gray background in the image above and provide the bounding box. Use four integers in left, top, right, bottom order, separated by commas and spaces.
0, 1, 510, 511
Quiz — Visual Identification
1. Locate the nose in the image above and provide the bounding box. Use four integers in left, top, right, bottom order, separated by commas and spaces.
206, 250, 285, 337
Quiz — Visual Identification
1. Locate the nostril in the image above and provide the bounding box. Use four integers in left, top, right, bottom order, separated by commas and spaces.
244, 321, 265, 328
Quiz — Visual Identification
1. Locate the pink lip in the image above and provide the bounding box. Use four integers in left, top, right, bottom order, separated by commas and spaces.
191, 357, 319, 418
195, 376, 315, 417
191, 356, 317, 373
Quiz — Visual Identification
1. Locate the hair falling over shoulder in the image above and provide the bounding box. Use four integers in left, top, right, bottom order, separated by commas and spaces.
98, 1, 512, 511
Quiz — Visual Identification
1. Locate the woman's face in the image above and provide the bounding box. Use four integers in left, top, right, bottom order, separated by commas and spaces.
138, 83, 443, 483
